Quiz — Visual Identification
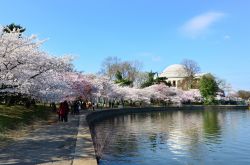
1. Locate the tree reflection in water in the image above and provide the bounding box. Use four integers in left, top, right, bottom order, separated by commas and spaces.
90, 109, 250, 165
203, 110, 222, 144
90, 115, 139, 161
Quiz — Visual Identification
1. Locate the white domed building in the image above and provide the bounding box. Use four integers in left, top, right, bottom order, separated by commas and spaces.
159, 64, 205, 88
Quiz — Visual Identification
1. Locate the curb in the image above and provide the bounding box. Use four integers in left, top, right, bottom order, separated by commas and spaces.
72, 113, 97, 165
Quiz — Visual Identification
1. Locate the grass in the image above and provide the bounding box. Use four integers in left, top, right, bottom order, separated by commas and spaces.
0, 104, 52, 144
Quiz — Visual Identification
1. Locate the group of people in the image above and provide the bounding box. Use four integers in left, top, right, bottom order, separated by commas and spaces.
52, 100, 97, 122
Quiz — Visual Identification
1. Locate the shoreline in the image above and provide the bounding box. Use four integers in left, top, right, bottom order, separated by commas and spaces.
86, 105, 249, 124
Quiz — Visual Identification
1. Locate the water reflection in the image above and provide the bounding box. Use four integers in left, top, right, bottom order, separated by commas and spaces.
91, 109, 250, 165
203, 110, 222, 145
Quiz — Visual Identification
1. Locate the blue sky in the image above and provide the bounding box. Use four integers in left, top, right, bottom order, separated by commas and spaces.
0, 0, 249, 90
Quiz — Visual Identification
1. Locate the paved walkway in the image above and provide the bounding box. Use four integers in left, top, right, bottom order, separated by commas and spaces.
0, 113, 80, 165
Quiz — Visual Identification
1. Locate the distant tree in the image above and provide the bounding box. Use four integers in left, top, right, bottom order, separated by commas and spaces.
181, 59, 200, 89
237, 90, 250, 100
140, 71, 155, 88
3, 23, 26, 33
99, 56, 142, 86
114, 70, 133, 87
199, 74, 218, 104
179, 78, 200, 90
99, 56, 120, 80
140, 71, 170, 88
133, 72, 148, 88
155, 77, 170, 86
216, 78, 233, 96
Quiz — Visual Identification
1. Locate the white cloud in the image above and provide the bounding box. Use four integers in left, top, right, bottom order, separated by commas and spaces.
151, 56, 161, 62
180, 12, 225, 38
138, 52, 152, 57
224, 35, 231, 40
137, 52, 162, 62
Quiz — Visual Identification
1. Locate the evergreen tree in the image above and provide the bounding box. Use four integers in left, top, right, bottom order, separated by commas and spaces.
114, 71, 133, 87
199, 74, 218, 104
3, 23, 26, 34
141, 71, 170, 88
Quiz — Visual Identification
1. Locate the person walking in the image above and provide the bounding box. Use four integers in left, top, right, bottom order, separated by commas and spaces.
57, 102, 64, 122
51, 102, 57, 112
77, 101, 81, 114
63, 100, 69, 122
73, 101, 79, 115
92, 102, 95, 111
57, 101, 69, 122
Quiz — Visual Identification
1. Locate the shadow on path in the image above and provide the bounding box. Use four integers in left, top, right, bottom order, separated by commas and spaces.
0, 114, 79, 165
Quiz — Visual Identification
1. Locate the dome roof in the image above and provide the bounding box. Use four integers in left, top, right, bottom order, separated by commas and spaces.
159, 64, 187, 78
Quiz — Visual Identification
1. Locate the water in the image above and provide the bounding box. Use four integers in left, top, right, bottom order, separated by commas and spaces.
90, 109, 250, 165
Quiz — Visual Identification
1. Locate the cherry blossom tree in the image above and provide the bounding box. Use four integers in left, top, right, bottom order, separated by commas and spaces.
0, 30, 73, 103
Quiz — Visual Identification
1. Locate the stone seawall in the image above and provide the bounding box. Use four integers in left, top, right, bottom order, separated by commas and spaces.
202, 105, 249, 110
86, 105, 248, 124
73, 112, 98, 165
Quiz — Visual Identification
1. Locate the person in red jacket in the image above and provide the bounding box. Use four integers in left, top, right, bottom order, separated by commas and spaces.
57, 101, 70, 122
63, 100, 69, 122
57, 102, 64, 122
